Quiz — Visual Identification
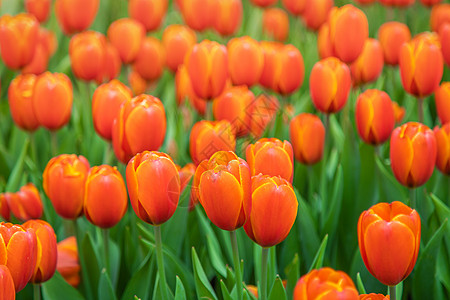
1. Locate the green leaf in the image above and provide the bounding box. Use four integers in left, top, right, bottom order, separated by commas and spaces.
80, 231, 101, 300
322, 165, 343, 236
42, 271, 85, 300
375, 156, 407, 203
308, 234, 328, 273
285, 254, 300, 300
191, 247, 218, 300
220, 280, 233, 300
356, 273, 366, 294
120, 252, 154, 300
98, 269, 117, 300
268, 276, 287, 300
174, 276, 187, 300
5, 137, 28, 192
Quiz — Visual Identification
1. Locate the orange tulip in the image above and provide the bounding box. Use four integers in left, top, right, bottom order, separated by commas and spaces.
435, 82, 450, 124
0, 193, 10, 221
434, 123, 450, 175
310, 57, 351, 114
351, 38, 384, 86
421, 0, 442, 6
0, 13, 39, 69
177, 163, 196, 209
378, 22, 411, 66
38, 27, 57, 57
195, 151, 251, 231
8, 74, 39, 131
56, 236, 80, 287
248, 94, 279, 138
55, 0, 99, 34
0, 265, 15, 300
301, 0, 334, 31
282, 0, 306, 15
356, 89, 395, 145
112, 94, 166, 164
180, 0, 214, 31
358, 201, 420, 286
359, 294, 389, 300
98, 42, 122, 84
250, 0, 277, 7
246, 138, 294, 182
128, 70, 149, 96
379, 0, 414, 7
263, 8, 289, 42
0, 222, 38, 291
175, 65, 206, 115
293, 267, 359, 300
128, 0, 168, 32
32, 72, 73, 131
212, 0, 243, 36
355, 0, 376, 4
431, 4, 450, 32
189, 120, 236, 165
392, 101, 406, 124
244, 174, 297, 247
133, 37, 166, 82
7, 183, 43, 222
247, 285, 258, 298
126, 151, 180, 225
289, 113, 325, 165
185, 40, 228, 100
162, 25, 196, 72
22, 42, 49, 75
43, 154, 90, 219
390, 122, 437, 187
317, 23, 333, 59
25, 0, 51, 23
84, 165, 128, 228
439, 23, 450, 67
92, 80, 132, 141
22, 220, 57, 283
399, 32, 443, 97
107, 18, 145, 64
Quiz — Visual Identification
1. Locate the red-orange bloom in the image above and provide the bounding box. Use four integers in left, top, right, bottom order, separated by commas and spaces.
99, 42, 122, 84
107, 18, 145, 64
0, 265, 15, 300
126, 151, 180, 225
212, 0, 243, 36
435, 82, 450, 124
133, 37, 166, 82
112, 94, 166, 164
289, 113, 325, 165
180, 0, 214, 31
248, 94, 279, 138
244, 174, 297, 247
301, 0, 334, 31
25, 0, 50, 23
43, 154, 90, 219
8, 74, 39, 131
434, 123, 450, 175
162, 25, 196, 72
262, 8, 289, 42
250, 0, 277, 7
358, 201, 420, 286
390, 122, 437, 188
0, 193, 10, 221
56, 236, 80, 287
195, 151, 251, 231
351, 38, 384, 86
21, 42, 49, 75
22, 220, 57, 283
317, 23, 333, 59
282, 0, 306, 15
359, 294, 390, 300
7, 183, 43, 222
128, 0, 168, 32
175, 64, 206, 115
128, 70, 149, 96
439, 23, 450, 67
55, 0, 99, 35
355, 89, 395, 145
378, 21, 411, 66
431, 4, 450, 32
379, 0, 414, 8
392, 101, 405, 124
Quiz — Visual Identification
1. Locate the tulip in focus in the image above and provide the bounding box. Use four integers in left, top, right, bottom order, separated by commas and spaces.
55, 0, 99, 34
212, 0, 243, 36
351, 39, 384, 86
180, 0, 214, 31
7, 183, 43, 222
107, 18, 145, 64
162, 25, 196, 72
57, 236, 80, 287
301, 0, 334, 31
359, 294, 390, 300
263, 8, 289, 42
128, 0, 168, 32
25, 0, 51, 23
434, 123, 450, 175
248, 94, 279, 138
282, 0, 306, 15
378, 22, 411, 66
435, 82, 450, 124
8, 74, 39, 131
133, 37, 166, 82
0, 265, 15, 300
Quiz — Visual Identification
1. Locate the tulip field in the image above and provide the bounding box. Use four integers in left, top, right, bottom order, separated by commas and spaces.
1, 0, 450, 299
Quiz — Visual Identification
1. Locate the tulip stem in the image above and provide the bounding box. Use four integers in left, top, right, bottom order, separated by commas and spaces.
102, 228, 110, 274
418, 97, 424, 124
33, 284, 41, 300
230, 230, 243, 300
103, 142, 113, 165
389, 285, 397, 300
50, 131, 58, 156
261, 247, 270, 300
154, 225, 169, 300
409, 188, 416, 209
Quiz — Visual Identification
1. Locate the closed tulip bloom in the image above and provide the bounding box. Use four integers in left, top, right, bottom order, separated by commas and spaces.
392, 101, 406, 124
263, 8, 289, 42
250, 0, 278, 7
390, 122, 437, 187
359, 294, 389, 300
128, 0, 168, 32
112, 94, 166, 164
399, 33, 443, 97
356, 89, 395, 145
248, 94, 279, 138
8, 74, 39, 131
22, 220, 57, 283
434, 123, 450, 174
302, 0, 334, 31
282, 0, 306, 15
99, 42, 122, 84
126, 151, 180, 225
7, 183, 43, 222
25, 0, 51, 23
22, 42, 50, 75
128, 70, 148, 96
108, 18, 145, 64
0, 223, 38, 291
179, 163, 195, 193
84, 165, 128, 228
185, 40, 228, 100
355, 0, 376, 4
289, 113, 325, 165
133, 37, 166, 82
310, 57, 351, 114
55, 0, 99, 34
0, 265, 15, 300
439, 23, 450, 67
43, 154, 90, 219
378, 22, 411, 66
92, 80, 132, 141
293, 267, 359, 300
317, 23, 333, 59
351, 39, 384, 86
0, 193, 10, 221
379, 0, 414, 7
431, 4, 450, 32
421, 0, 442, 6
0, 13, 39, 70
162, 25, 196, 72
175, 65, 206, 115
56, 236, 80, 287
246, 138, 294, 182
435, 82, 450, 124
212, 0, 243, 36
180, 0, 214, 31
38, 28, 57, 57
358, 201, 420, 286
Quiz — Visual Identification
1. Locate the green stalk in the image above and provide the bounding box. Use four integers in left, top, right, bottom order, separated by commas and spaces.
154, 225, 169, 300
417, 97, 424, 124
230, 230, 242, 300
50, 131, 58, 157
102, 142, 113, 165
261, 247, 270, 300
389, 285, 397, 300
33, 284, 41, 300
103, 228, 110, 274
409, 188, 416, 209
29, 132, 38, 167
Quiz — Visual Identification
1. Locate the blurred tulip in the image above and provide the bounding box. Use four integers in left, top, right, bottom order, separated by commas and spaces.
248, 94, 279, 138
195, 151, 250, 231
244, 174, 297, 247
439, 23, 450, 67
0, 222, 37, 291
55, 0, 99, 34
7, 183, 43, 222
25, 0, 50, 23
0, 265, 15, 300
282, 0, 306, 15
56, 236, 80, 287
302, 0, 334, 31
0, 193, 10, 221
43, 154, 90, 219
0, 13, 39, 69
128, 70, 149, 96
263, 8, 289, 42
128, 0, 168, 32
180, 0, 214, 31
246, 138, 294, 182
435, 82, 450, 124
22, 42, 49, 75
289, 113, 325, 165
392, 101, 406, 124
126, 151, 180, 225
175, 65, 206, 115
38, 28, 57, 57
133, 37, 166, 82
84, 165, 128, 228
355, 0, 376, 4
351, 39, 384, 86
317, 23, 333, 59
356, 89, 395, 145
399, 32, 443, 97
189, 120, 236, 165
379, 0, 414, 6
162, 25, 196, 72
359, 294, 389, 300
8, 74, 39, 131
32, 72, 73, 130
22, 220, 57, 283
390, 122, 437, 187
378, 21, 411, 66
185, 40, 228, 99
431, 4, 450, 32
247, 285, 258, 298
293, 267, 359, 300
420, 0, 442, 6
310, 57, 351, 113
99, 42, 122, 84
92, 80, 132, 141
179, 163, 195, 193
112, 94, 166, 164
212, 0, 243, 36
107, 18, 145, 64
434, 123, 450, 175
250, 0, 277, 7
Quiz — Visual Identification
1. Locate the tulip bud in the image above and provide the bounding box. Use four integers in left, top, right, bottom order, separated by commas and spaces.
301, 0, 334, 31
162, 25, 196, 72
250, 0, 277, 7
55, 0, 99, 35
133, 37, 166, 82
128, 70, 149, 96
107, 18, 145, 64
358, 201, 420, 286
180, 0, 214, 31
56, 236, 80, 287
282, 0, 306, 15
8, 74, 39, 131
128, 0, 168, 32
359, 294, 390, 300
22, 42, 49, 75
378, 21, 411, 66
317, 23, 333, 59
99, 42, 122, 84
420, 0, 442, 6
431, 4, 450, 32
7, 183, 43, 222
435, 82, 450, 125
175, 65, 206, 115
126, 151, 180, 225
248, 94, 279, 138
390, 122, 437, 188
262, 8, 289, 42
392, 101, 405, 124
351, 39, 384, 86
434, 123, 450, 175
212, 0, 243, 36
43, 154, 90, 219
439, 23, 450, 67
0, 265, 15, 300
0, 193, 10, 221
25, 0, 51, 23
